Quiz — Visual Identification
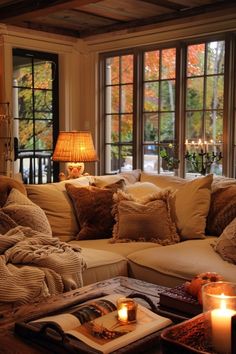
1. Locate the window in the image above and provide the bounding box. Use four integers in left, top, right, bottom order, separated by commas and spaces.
13, 48, 59, 183
100, 34, 235, 177
104, 54, 134, 173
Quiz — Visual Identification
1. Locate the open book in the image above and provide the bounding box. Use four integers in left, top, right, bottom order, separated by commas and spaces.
15, 293, 172, 354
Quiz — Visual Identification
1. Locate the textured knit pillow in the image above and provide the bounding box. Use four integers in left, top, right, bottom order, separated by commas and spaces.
2, 188, 52, 235
110, 189, 180, 245
65, 181, 125, 240
0, 175, 27, 207
214, 218, 236, 264
206, 185, 236, 236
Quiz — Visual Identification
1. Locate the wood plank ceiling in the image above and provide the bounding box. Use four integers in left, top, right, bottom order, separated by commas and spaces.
0, 0, 235, 38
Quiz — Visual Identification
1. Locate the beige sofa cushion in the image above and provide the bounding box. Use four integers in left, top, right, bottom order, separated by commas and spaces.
3, 188, 52, 235
127, 237, 236, 287
111, 189, 180, 245
214, 218, 236, 264
26, 177, 90, 242
125, 182, 161, 199
140, 173, 213, 240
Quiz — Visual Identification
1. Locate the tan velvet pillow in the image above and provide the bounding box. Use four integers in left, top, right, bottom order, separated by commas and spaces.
66, 181, 124, 240
214, 218, 236, 264
2, 188, 52, 235
0, 175, 27, 207
206, 186, 236, 236
111, 189, 180, 245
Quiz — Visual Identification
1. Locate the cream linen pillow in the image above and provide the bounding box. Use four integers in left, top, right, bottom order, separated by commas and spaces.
94, 169, 141, 188
26, 177, 91, 242
111, 189, 180, 245
141, 173, 213, 240
3, 188, 52, 235
214, 218, 236, 264
125, 182, 161, 200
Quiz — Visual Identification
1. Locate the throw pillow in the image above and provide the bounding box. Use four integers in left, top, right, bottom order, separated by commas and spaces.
65, 181, 125, 240
206, 185, 236, 236
0, 175, 27, 207
171, 174, 213, 240
2, 188, 52, 235
26, 177, 91, 242
0, 211, 18, 234
93, 169, 141, 188
214, 218, 236, 264
125, 182, 161, 200
141, 173, 213, 240
111, 189, 180, 245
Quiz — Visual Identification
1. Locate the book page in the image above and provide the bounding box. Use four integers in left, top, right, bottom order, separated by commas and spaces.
66, 305, 172, 354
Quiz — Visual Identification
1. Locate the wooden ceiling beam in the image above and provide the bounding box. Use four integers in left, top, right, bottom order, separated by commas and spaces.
140, 0, 185, 11
80, 0, 236, 38
0, 0, 104, 21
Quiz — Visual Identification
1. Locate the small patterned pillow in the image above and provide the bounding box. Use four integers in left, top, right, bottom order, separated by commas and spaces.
2, 188, 52, 235
214, 218, 236, 264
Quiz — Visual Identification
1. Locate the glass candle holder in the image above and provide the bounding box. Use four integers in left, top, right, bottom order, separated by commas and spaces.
117, 297, 137, 324
202, 282, 236, 354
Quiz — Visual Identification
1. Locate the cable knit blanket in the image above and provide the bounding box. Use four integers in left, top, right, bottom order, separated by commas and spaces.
0, 226, 86, 305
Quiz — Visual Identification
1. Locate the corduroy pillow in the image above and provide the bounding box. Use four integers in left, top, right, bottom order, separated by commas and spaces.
0, 211, 18, 234
110, 189, 180, 245
206, 185, 236, 236
0, 175, 27, 207
213, 218, 236, 264
65, 180, 125, 240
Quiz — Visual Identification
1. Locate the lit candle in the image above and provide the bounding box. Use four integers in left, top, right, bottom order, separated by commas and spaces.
211, 295, 236, 354
117, 306, 128, 323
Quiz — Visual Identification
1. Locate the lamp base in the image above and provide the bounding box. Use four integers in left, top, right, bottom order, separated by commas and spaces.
59, 162, 85, 181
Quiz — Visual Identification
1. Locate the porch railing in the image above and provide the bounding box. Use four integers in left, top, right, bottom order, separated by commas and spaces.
17, 152, 53, 184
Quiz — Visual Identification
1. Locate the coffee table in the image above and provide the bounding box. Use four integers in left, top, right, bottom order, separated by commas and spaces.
0, 276, 174, 354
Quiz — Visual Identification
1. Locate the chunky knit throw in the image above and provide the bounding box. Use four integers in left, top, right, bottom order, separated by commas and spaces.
0, 226, 86, 305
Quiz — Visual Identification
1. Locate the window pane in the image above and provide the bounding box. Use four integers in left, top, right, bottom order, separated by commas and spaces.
18, 88, 33, 118
160, 80, 175, 111
187, 44, 205, 77
34, 60, 53, 89
144, 50, 159, 81
106, 57, 119, 85
186, 111, 203, 139
108, 145, 119, 173
144, 82, 159, 111
35, 120, 53, 149
121, 55, 133, 84
207, 41, 225, 75
121, 146, 133, 171
105, 115, 119, 143
105, 86, 119, 113
143, 113, 158, 142
121, 84, 133, 113
205, 111, 223, 142
186, 77, 204, 110
206, 76, 224, 109
18, 119, 33, 150
143, 145, 158, 172
34, 90, 52, 115
161, 48, 176, 79
121, 114, 133, 142
160, 112, 175, 142
13, 56, 32, 88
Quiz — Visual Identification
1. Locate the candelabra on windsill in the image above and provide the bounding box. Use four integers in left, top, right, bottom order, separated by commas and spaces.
185, 148, 223, 175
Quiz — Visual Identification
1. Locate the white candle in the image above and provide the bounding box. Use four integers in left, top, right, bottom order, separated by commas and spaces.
211, 297, 236, 354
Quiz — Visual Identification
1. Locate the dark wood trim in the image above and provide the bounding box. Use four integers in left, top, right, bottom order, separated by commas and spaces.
140, 0, 185, 11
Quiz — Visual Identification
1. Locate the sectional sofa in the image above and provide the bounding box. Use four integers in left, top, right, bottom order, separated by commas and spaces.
1, 170, 236, 294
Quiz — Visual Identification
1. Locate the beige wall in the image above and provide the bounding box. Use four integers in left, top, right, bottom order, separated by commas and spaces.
0, 7, 236, 176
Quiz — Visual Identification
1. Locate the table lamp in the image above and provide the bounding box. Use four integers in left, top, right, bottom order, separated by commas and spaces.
52, 131, 98, 180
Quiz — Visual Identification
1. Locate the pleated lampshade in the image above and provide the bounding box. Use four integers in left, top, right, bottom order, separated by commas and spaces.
52, 131, 98, 162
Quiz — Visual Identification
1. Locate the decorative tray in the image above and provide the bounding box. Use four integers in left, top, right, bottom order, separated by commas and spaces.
160, 313, 216, 354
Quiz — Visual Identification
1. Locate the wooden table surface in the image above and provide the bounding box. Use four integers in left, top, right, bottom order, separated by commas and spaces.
0, 277, 168, 354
